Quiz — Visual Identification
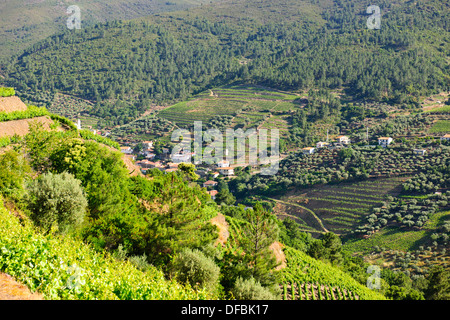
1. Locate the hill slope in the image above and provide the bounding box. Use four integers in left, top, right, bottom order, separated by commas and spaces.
0, 0, 217, 59
2, 0, 448, 127
0, 198, 210, 300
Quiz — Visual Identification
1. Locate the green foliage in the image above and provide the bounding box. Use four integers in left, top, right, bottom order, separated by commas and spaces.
26, 172, 88, 234
24, 122, 77, 171
231, 277, 278, 300
0, 136, 10, 148
177, 162, 199, 181
238, 203, 280, 287
281, 246, 386, 300
0, 199, 210, 300
0, 149, 31, 199
424, 266, 450, 300
5, 0, 449, 127
170, 248, 221, 293
214, 188, 236, 206
0, 87, 15, 97
307, 232, 344, 266
278, 218, 314, 252
0, 105, 49, 122
79, 129, 120, 150
429, 120, 450, 134
49, 114, 77, 131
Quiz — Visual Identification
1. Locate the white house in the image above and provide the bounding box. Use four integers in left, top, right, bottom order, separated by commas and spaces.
413, 149, 427, 155
301, 147, 315, 155
216, 160, 234, 175
211, 172, 220, 179
219, 167, 234, 176
217, 160, 230, 168
378, 137, 393, 147
142, 141, 153, 148
336, 135, 350, 144
316, 141, 329, 148
441, 134, 450, 142
120, 146, 133, 154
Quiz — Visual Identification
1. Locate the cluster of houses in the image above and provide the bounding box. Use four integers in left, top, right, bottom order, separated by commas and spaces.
301, 133, 450, 156
301, 135, 354, 155
120, 141, 156, 159
118, 140, 237, 201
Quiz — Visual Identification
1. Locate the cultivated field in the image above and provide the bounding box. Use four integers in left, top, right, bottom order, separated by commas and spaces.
157, 84, 302, 135
273, 177, 406, 236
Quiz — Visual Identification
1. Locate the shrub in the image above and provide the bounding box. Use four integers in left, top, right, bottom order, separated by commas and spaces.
0, 150, 31, 199
26, 171, 88, 234
171, 248, 221, 293
0, 87, 15, 97
128, 254, 151, 272
231, 277, 278, 300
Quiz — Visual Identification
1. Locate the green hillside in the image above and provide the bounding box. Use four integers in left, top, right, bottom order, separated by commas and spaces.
2, 0, 448, 128
224, 213, 385, 300
280, 246, 386, 300
0, 198, 210, 300
0, 0, 216, 59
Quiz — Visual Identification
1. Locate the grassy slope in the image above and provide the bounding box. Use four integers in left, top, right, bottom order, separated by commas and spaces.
157, 84, 300, 134
343, 210, 450, 254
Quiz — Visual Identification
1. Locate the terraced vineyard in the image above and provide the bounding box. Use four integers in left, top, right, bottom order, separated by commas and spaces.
281, 282, 359, 300
280, 247, 386, 300
275, 177, 406, 235
225, 215, 386, 300
156, 84, 301, 139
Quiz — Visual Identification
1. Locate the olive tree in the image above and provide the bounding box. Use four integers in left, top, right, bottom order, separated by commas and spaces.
26, 171, 88, 234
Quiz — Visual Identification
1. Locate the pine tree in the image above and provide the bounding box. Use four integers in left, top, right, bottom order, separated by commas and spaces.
240, 202, 280, 287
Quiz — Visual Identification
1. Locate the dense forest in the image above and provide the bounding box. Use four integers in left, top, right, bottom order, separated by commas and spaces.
1, 0, 449, 126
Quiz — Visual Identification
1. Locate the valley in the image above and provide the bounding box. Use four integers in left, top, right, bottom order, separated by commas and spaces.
0, 0, 449, 302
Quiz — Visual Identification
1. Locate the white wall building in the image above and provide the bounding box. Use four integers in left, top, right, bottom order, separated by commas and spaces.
378, 137, 393, 147
336, 135, 350, 144
120, 146, 132, 154
302, 147, 315, 155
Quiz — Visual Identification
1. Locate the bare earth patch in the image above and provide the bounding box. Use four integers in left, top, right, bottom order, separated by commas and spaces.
0, 273, 43, 300
210, 213, 230, 247
0, 116, 54, 137
270, 241, 287, 270
0, 96, 28, 113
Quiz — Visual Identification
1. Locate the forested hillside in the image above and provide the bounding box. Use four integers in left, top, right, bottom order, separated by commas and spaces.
0, 0, 216, 59
2, 0, 449, 127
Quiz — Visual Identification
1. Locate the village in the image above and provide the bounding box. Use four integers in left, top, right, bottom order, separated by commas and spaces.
75, 117, 450, 202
